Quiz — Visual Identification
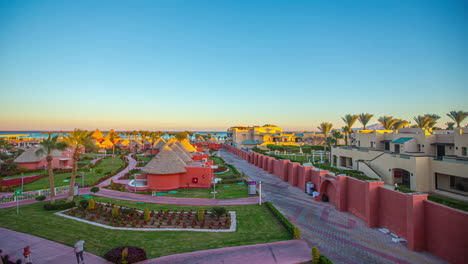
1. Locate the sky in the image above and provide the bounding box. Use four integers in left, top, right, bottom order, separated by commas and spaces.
0, 0, 467, 131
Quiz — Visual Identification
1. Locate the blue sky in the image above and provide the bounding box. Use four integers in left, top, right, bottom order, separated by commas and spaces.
0, 0, 467, 131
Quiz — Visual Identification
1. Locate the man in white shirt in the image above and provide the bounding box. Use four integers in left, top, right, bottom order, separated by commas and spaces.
74, 240, 85, 264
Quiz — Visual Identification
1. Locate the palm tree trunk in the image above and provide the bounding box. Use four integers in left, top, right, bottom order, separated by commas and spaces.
112, 146, 115, 164
345, 134, 348, 146
67, 150, 79, 202
47, 156, 56, 204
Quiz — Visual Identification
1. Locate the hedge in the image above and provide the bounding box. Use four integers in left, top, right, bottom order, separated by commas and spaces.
265, 201, 295, 237
44, 201, 76, 211
428, 195, 468, 212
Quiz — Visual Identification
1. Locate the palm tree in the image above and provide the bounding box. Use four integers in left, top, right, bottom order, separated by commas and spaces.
63, 129, 93, 202
358, 113, 374, 130
424, 114, 440, 129
331, 130, 344, 146
447, 110, 468, 128
413, 115, 437, 129
445, 122, 455, 130
378, 116, 399, 130
107, 129, 120, 164
325, 137, 335, 164
317, 122, 333, 138
393, 120, 410, 130
36, 135, 68, 204
148, 131, 163, 156
341, 126, 352, 146
341, 114, 358, 145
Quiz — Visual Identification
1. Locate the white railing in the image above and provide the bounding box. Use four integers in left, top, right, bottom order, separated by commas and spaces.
0, 185, 70, 204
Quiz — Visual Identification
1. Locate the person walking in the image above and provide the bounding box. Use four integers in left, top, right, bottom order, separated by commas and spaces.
23, 246, 31, 264
74, 240, 85, 264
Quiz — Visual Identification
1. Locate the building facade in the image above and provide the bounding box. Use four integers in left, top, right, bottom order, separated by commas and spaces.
331, 128, 468, 201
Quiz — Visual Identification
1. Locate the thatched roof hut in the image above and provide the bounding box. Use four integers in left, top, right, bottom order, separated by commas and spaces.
91, 129, 104, 139
142, 146, 187, 174
153, 138, 167, 150
180, 139, 197, 152
169, 143, 193, 163
14, 146, 63, 163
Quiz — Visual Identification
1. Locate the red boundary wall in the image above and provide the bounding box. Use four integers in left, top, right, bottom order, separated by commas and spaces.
221, 144, 468, 264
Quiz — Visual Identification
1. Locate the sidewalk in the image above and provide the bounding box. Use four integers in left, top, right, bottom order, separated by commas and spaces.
0, 188, 91, 209
0, 227, 110, 264
138, 240, 311, 264
97, 154, 137, 187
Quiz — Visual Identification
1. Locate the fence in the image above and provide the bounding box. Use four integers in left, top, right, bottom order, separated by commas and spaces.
0, 185, 70, 204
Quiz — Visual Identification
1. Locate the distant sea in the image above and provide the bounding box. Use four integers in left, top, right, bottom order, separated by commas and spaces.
0, 131, 228, 140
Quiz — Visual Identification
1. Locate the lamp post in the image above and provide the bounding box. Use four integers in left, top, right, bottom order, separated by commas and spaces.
81, 172, 85, 188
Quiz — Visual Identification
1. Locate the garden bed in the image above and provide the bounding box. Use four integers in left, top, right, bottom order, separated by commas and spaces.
57, 202, 236, 232
214, 166, 229, 174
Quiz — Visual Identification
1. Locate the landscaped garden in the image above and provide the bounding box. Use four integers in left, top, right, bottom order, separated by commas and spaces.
0, 196, 292, 258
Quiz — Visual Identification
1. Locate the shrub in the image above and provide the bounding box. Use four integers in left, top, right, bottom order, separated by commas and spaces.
144, 208, 150, 221
211, 207, 226, 220
110, 180, 115, 189
95, 168, 104, 174
319, 255, 334, 264
104, 246, 147, 264
121, 247, 129, 264
312, 246, 320, 264
35, 195, 46, 201
90, 186, 100, 193
121, 185, 126, 192
293, 226, 300, 239
265, 202, 295, 236
43, 201, 76, 211
112, 204, 119, 217
88, 199, 95, 210
428, 195, 468, 212
198, 207, 204, 221
79, 200, 89, 209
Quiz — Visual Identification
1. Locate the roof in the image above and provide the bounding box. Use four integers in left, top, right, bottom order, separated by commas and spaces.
430, 142, 455, 146
100, 138, 114, 148
153, 138, 166, 149
180, 139, 197, 152
208, 136, 219, 143
169, 142, 193, 163
242, 140, 261, 145
175, 141, 193, 155
390, 138, 414, 144
142, 146, 187, 175
14, 146, 63, 163
380, 140, 392, 143
91, 129, 104, 139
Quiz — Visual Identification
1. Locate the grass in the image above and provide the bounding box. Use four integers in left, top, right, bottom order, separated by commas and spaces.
161, 183, 254, 199
20, 157, 124, 191
0, 197, 291, 258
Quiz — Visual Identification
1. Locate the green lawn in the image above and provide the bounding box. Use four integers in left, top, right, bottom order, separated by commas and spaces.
161, 183, 254, 199
0, 197, 291, 258
20, 157, 124, 191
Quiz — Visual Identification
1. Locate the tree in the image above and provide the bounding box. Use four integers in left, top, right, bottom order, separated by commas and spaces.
107, 129, 121, 164
36, 135, 68, 204
148, 131, 163, 156
325, 137, 335, 164
317, 122, 333, 138
331, 130, 343, 146
393, 120, 410, 131
445, 122, 455, 130
378, 116, 399, 130
63, 129, 93, 202
341, 114, 358, 146
413, 115, 438, 129
358, 113, 374, 130
174, 132, 189, 141
447, 110, 468, 128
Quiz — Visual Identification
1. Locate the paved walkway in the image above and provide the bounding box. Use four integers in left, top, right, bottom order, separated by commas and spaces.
95, 188, 259, 206
220, 149, 446, 264
0, 227, 110, 264
138, 240, 311, 264
98, 153, 137, 187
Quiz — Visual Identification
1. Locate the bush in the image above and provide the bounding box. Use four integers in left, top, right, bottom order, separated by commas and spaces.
319, 255, 334, 264
44, 201, 76, 211
211, 207, 227, 219
95, 168, 104, 174
79, 199, 89, 209
88, 198, 95, 210
312, 246, 320, 264
90, 187, 100, 193
428, 195, 468, 212
265, 202, 295, 236
293, 226, 300, 239
35, 195, 46, 201
198, 207, 204, 221
144, 208, 150, 221
112, 204, 119, 217
104, 246, 147, 264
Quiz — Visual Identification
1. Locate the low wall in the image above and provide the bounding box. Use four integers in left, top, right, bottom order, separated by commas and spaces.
221, 145, 468, 264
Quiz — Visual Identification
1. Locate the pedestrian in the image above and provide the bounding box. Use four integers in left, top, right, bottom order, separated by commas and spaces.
23, 246, 31, 264
74, 240, 85, 264
0, 249, 4, 264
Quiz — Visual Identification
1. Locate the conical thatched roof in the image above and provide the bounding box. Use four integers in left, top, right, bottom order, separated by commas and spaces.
142, 146, 187, 175
14, 146, 63, 163
169, 143, 193, 163
180, 139, 197, 152
166, 137, 177, 144
197, 136, 206, 142
209, 136, 219, 143
153, 138, 166, 150
173, 141, 191, 156
91, 129, 104, 139
121, 139, 130, 146
100, 138, 114, 148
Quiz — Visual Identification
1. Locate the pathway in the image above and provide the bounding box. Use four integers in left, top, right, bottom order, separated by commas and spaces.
0, 227, 110, 264
97, 153, 137, 187
220, 149, 445, 264
94, 188, 259, 206
138, 240, 310, 264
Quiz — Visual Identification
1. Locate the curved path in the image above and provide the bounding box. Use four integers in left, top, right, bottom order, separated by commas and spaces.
95, 188, 259, 206
220, 149, 444, 264
97, 153, 137, 187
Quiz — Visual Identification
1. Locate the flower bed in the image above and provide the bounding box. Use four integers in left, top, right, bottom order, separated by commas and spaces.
0, 174, 47, 187
214, 166, 229, 174
57, 202, 236, 232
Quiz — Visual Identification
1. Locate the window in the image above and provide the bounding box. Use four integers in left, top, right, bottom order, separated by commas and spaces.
417, 144, 421, 152
358, 141, 360, 147
462, 147, 467, 156
370, 142, 374, 148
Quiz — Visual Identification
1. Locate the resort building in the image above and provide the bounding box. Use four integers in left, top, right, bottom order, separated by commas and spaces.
134, 141, 214, 191
226, 124, 314, 149
13, 146, 75, 170
0, 134, 38, 147
331, 127, 468, 201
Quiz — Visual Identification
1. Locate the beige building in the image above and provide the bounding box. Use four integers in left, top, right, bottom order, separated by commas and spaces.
226, 125, 314, 149
331, 128, 468, 202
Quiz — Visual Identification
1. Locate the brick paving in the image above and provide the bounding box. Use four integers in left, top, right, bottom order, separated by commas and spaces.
220, 149, 446, 264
